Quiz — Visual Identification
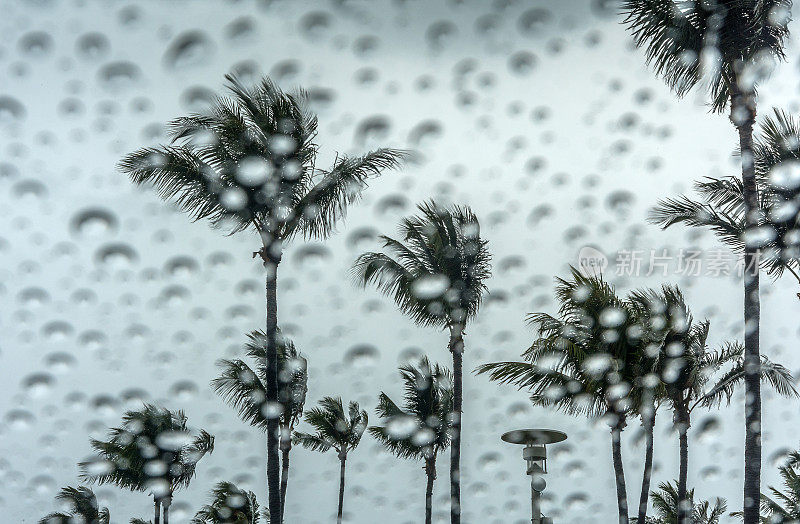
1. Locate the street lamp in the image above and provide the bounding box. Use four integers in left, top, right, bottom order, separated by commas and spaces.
501, 428, 568, 524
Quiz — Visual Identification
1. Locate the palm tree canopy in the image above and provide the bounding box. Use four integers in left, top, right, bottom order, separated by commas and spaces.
293, 397, 368, 456
353, 200, 492, 329
621, 0, 791, 111
119, 74, 406, 243
477, 268, 646, 422
191, 481, 265, 524
212, 330, 308, 432
79, 404, 214, 498
369, 357, 453, 460
39, 486, 110, 524
649, 481, 727, 523
650, 109, 800, 282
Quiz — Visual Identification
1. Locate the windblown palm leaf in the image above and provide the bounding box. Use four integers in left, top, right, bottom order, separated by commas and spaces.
621, 0, 791, 112
649, 481, 727, 524
191, 481, 265, 524
79, 404, 214, 497
39, 486, 110, 524
353, 200, 491, 328
120, 74, 406, 241
293, 397, 368, 455
369, 357, 453, 460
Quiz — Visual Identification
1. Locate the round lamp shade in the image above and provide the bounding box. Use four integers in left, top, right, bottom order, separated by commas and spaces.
501, 429, 567, 445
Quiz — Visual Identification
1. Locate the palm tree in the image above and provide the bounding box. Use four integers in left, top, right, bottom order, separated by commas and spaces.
212, 330, 307, 517
293, 397, 368, 524
39, 486, 110, 524
119, 74, 404, 524
621, 4, 792, 520
645, 481, 727, 524
79, 404, 215, 524
353, 200, 491, 524
191, 481, 265, 524
477, 268, 645, 523
369, 357, 453, 524
629, 285, 796, 522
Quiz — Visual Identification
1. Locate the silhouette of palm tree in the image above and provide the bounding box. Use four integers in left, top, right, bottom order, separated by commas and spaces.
79, 404, 214, 524
353, 200, 491, 524
212, 330, 307, 517
191, 481, 265, 523
119, 74, 404, 523
369, 357, 453, 524
478, 268, 644, 522
39, 486, 110, 524
293, 397, 367, 524
621, 4, 792, 520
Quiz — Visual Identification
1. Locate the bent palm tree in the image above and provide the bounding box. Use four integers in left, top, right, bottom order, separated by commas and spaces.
369, 357, 453, 524
353, 200, 491, 524
477, 268, 645, 523
212, 330, 307, 517
294, 397, 367, 524
79, 404, 214, 524
621, 4, 792, 520
647, 481, 727, 524
39, 486, 110, 524
191, 481, 264, 524
119, 74, 404, 523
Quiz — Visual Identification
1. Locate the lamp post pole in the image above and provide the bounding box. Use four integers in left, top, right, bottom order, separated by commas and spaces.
501, 429, 567, 524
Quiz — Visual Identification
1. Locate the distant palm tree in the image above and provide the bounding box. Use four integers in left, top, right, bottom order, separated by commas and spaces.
119, 74, 404, 524
212, 330, 307, 517
39, 486, 110, 524
353, 200, 491, 524
79, 404, 214, 524
369, 357, 453, 524
621, 4, 792, 520
629, 285, 796, 521
644, 481, 726, 524
191, 481, 265, 524
477, 269, 645, 523
293, 397, 368, 524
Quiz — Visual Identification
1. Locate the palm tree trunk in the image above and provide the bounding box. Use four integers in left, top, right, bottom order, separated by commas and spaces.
731, 84, 761, 524
610, 419, 629, 523
425, 455, 437, 524
338, 453, 347, 524
162, 496, 170, 524
280, 436, 291, 517
637, 411, 655, 524
449, 325, 464, 524
154, 498, 160, 524
264, 252, 283, 524
676, 406, 690, 524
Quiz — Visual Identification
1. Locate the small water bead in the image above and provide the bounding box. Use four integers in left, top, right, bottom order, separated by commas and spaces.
97, 61, 141, 91
21, 373, 55, 397
18, 31, 53, 57
70, 208, 118, 238
344, 344, 379, 368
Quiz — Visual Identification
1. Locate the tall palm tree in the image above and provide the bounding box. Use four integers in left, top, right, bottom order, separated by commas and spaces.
79, 404, 215, 524
191, 481, 265, 524
629, 285, 796, 522
369, 357, 453, 524
353, 200, 491, 524
212, 330, 307, 517
39, 486, 110, 524
621, 4, 792, 520
119, 74, 404, 523
293, 397, 368, 524
477, 268, 645, 523
645, 481, 727, 524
